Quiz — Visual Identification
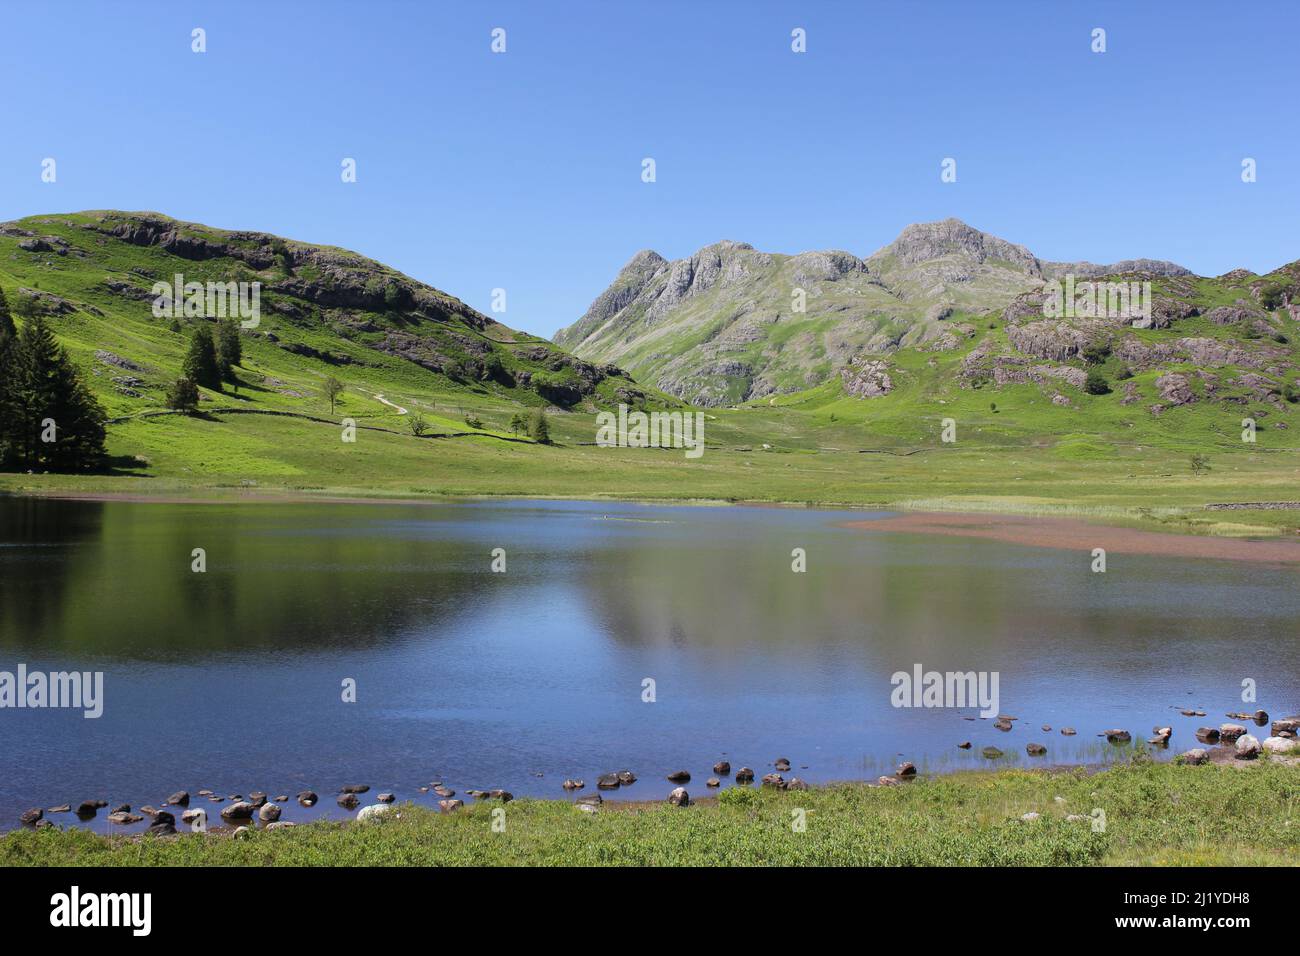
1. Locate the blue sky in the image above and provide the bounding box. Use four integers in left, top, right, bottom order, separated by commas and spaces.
1, 1, 1295, 337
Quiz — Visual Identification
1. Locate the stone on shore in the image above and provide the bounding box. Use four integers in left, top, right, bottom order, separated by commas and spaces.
786, 777, 809, 790
1262, 736, 1298, 755
376, 792, 395, 803
896, 762, 917, 777
221, 801, 255, 821
1235, 734, 1261, 759
19, 808, 42, 826
761, 773, 786, 789
668, 787, 690, 807
438, 799, 464, 813
1176, 748, 1210, 765
258, 803, 281, 822
357, 804, 394, 823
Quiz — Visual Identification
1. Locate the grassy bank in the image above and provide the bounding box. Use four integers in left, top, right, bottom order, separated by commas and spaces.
5, 761, 1297, 867
2, 408, 1299, 540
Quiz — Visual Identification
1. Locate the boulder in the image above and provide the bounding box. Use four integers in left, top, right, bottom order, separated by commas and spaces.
957, 741, 972, 749
433, 785, 455, 798
668, 787, 690, 807
336, 793, 359, 810
1060, 727, 1077, 736
1195, 727, 1221, 743
981, 747, 1004, 759
667, 770, 691, 783
786, 778, 809, 791
706, 777, 721, 788
616, 771, 637, 786
1262, 736, 1298, 754
761, 773, 786, 789
1101, 729, 1131, 743
297, 791, 318, 807
247, 792, 267, 807
220, 801, 255, 821
1026, 743, 1047, 756
735, 767, 755, 783
181, 809, 206, 825
562, 779, 584, 791
339, 784, 369, 794
107, 811, 144, 825
896, 762, 917, 777
258, 803, 281, 823
1219, 723, 1247, 741
1235, 734, 1261, 759
265, 822, 295, 830
438, 799, 464, 813
19, 808, 42, 826
356, 804, 395, 823
774, 758, 791, 772
376, 792, 395, 803
877, 776, 901, 787
596, 773, 621, 790
165, 791, 190, 807
575, 794, 602, 808
713, 761, 731, 775
1148, 727, 1172, 746
993, 719, 1013, 732
46, 805, 70, 814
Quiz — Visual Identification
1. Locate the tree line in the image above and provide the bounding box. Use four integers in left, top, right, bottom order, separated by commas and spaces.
0, 288, 107, 471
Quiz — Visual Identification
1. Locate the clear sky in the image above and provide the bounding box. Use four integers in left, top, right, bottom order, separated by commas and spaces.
1, 1, 1295, 337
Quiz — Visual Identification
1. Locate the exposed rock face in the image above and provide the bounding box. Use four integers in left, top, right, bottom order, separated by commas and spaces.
557, 218, 1193, 405
839, 359, 893, 398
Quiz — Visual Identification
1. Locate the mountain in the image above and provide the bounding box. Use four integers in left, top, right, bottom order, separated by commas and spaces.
555, 219, 1220, 406
0, 211, 656, 422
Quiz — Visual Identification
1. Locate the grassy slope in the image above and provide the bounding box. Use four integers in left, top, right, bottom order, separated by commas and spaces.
4, 761, 1297, 866
2, 212, 1298, 538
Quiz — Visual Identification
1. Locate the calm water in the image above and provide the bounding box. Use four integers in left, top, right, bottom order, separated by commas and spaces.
1, 496, 1297, 832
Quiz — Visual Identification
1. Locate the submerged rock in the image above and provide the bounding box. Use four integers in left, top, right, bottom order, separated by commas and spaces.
336, 793, 359, 810
981, 747, 1004, 759
957, 741, 972, 749
1026, 743, 1047, 756
667, 770, 691, 783
1060, 727, 1077, 736
562, 779, 584, 791
1101, 729, 1131, 743
706, 777, 721, 788
774, 758, 791, 772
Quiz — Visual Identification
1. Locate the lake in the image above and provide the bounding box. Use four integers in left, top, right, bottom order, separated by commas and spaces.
1, 496, 1297, 832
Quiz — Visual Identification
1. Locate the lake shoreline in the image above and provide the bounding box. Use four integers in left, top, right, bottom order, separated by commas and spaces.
7, 485, 1300, 557
6, 758, 1297, 866
845, 511, 1300, 564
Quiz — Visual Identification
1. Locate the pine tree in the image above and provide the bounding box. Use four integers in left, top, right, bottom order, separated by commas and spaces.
527, 407, 550, 444
215, 319, 242, 383
8, 314, 106, 470
166, 378, 200, 414
0, 288, 17, 465
183, 326, 221, 390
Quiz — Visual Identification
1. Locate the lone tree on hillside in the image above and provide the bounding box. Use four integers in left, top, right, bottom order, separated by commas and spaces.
166, 378, 201, 414
322, 375, 345, 413
183, 326, 222, 390
527, 407, 551, 444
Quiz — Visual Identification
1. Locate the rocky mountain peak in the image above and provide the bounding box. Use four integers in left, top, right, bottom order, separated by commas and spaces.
875, 218, 1042, 274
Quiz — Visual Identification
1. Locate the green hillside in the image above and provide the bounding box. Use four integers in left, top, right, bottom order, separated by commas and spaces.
1, 210, 1298, 539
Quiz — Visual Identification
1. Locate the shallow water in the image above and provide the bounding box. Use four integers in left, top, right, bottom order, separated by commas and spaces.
1, 496, 1296, 833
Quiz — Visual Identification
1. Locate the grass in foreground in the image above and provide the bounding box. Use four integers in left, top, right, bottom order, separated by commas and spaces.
5, 760, 1297, 866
